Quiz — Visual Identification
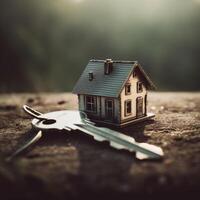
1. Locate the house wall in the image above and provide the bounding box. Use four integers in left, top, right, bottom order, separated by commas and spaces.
120, 73, 147, 121
78, 94, 120, 123
78, 94, 85, 111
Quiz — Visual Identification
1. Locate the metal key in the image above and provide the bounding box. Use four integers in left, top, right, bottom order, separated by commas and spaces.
7, 105, 93, 161
30, 105, 164, 160
8, 105, 164, 160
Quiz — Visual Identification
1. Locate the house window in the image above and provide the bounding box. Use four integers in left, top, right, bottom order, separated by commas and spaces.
124, 100, 132, 116
88, 71, 94, 81
137, 82, 143, 93
125, 84, 131, 95
85, 96, 97, 112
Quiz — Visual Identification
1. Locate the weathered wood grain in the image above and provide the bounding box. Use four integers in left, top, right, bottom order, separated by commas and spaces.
0, 92, 199, 200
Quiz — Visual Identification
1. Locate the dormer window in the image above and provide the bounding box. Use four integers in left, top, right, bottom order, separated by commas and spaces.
137, 82, 143, 93
125, 83, 131, 95
88, 71, 94, 81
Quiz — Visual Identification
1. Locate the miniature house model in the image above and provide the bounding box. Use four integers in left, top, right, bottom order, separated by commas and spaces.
73, 59, 156, 126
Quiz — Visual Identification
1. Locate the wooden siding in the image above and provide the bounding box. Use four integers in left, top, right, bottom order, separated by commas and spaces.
120, 73, 147, 121
79, 94, 119, 123
78, 94, 85, 111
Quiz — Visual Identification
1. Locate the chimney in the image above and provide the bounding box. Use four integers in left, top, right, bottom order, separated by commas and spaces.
104, 58, 113, 75
88, 71, 94, 81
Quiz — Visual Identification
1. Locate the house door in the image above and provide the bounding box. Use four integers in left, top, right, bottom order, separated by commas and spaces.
136, 97, 143, 118
105, 99, 114, 120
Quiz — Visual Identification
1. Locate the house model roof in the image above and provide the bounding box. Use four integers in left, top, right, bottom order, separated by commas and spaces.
73, 59, 155, 98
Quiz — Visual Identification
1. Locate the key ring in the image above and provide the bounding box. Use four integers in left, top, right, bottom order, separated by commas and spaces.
23, 105, 56, 124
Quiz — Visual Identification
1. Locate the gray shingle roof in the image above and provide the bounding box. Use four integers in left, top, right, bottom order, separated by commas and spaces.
72, 59, 155, 98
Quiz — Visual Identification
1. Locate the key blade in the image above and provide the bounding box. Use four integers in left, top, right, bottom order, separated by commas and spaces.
136, 143, 164, 160
96, 127, 136, 143
94, 126, 164, 159
64, 124, 106, 141
110, 141, 125, 150
76, 124, 164, 160
93, 135, 106, 142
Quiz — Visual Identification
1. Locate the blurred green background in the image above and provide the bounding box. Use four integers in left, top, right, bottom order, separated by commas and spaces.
0, 0, 200, 92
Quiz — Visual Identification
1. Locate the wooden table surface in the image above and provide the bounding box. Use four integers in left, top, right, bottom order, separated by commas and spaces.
0, 92, 199, 200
